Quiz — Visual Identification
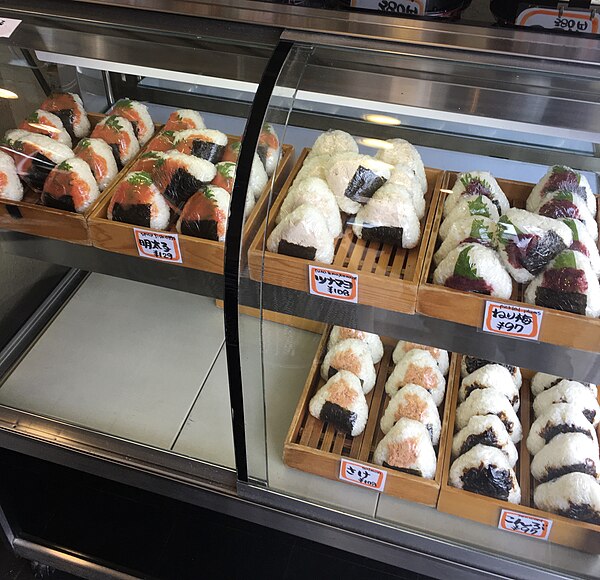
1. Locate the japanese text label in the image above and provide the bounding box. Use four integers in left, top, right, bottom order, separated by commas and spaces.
499, 509, 553, 540
516, 7, 599, 34
339, 459, 387, 491
134, 228, 183, 263
309, 266, 358, 303
0, 18, 21, 38
351, 0, 425, 15
483, 301, 543, 341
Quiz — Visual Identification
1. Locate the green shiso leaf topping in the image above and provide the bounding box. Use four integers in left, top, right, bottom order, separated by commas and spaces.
551, 165, 571, 174
454, 246, 480, 280
105, 116, 123, 132
77, 138, 91, 149
217, 162, 235, 178
204, 187, 216, 200
230, 141, 241, 152
460, 173, 491, 191
27, 111, 40, 123
469, 217, 489, 241
554, 190, 574, 202
553, 251, 577, 270
163, 131, 175, 140
115, 98, 133, 109
467, 195, 490, 217
57, 160, 72, 172
563, 219, 579, 241
496, 216, 521, 245
141, 151, 161, 159
128, 171, 153, 186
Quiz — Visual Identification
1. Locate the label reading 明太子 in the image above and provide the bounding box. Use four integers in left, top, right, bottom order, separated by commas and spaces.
134, 228, 182, 263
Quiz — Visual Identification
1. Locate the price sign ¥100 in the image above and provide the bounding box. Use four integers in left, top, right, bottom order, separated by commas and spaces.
134, 228, 183, 263
482, 301, 543, 341
339, 459, 387, 492
498, 509, 553, 540
309, 266, 358, 303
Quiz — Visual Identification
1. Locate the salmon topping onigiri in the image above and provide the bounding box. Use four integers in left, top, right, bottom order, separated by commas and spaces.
147, 131, 176, 153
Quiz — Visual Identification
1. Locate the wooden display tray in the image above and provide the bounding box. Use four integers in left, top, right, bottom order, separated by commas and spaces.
248, 148, 444, 314
0, 113, 143, 246
283, 327, 456, 506
88, 143, 294, 273
437, 355, 600, 553
417, 172, 600, 352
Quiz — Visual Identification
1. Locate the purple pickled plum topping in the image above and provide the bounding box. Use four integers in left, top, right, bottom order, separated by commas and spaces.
445, 275, 493, 295
571, 240, 590, 258
465, 179, 492, 198
542, 267, 588, 294
505, 233, 535, 269
543, 171, 587, 202
539, 200, 580, 220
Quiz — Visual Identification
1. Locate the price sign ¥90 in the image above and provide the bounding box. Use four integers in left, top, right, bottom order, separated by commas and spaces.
482, 301, 543, 341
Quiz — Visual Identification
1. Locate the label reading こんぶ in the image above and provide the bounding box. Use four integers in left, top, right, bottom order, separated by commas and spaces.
309, 265, 358, 303
482, 301, 543, 341
0, 18, 21, 38
516, 7, 599, 34
339, 459, 387, 492
499, 509, 553, 540
134, 228, 182, 263
351, 0, 425, 15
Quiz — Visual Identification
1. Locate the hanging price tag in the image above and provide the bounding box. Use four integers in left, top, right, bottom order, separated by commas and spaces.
0, 18, 21, 38
309, 265, 358, 303
134, 228, 182, 263
499, 509, 553, 540
351, 0, 425, 15
482, 301, 543, 341
516, 7, 599, 34
339, 459, 387, 491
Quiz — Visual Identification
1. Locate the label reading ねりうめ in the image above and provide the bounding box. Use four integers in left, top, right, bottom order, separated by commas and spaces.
516, 7, 599, 34
499, 509, 553, 540
134, 228, 182, 263
482, 301, 543, 341
339, 459, 387, 492
0, 18, 21, 38
351, 0, 425, 15
309, 266, 358, 303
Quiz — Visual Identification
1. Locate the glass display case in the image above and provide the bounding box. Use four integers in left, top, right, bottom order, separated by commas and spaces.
0, 1, 599, 578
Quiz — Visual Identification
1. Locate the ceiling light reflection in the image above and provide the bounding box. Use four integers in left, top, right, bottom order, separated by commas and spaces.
363, 114, 401, 126
0, 88, 18, 99
359, 138, 394, 150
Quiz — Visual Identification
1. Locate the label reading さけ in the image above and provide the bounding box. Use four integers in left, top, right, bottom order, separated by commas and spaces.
309, 266, 358, 302
339, 459, 387, 491
134, 228, 182, 263
482, 301, 543, 341
499, 509, 553, 540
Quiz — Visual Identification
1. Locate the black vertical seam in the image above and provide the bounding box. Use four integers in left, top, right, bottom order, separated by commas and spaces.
223, 40, 294, 483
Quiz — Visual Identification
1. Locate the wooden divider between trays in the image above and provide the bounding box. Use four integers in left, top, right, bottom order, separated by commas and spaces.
88, 143, 294, 273
248, 148, 444, 315
0, 113, 147, 245
417, 172, 600, 352
436, 356, 600, 553
283, 326, 457, 507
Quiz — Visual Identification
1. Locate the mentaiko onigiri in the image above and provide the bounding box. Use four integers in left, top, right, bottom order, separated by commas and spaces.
443, 172, 509, 217
164, 109, 205, 132
258, 123, 280, 176
40, 92, 90, 139
73, 138, 118, 191
174, 129, 227, 164
0, 150, 23, 201
90, 115, 139, 169
109, 99, 155, 146
19, 109, 72, 147
41, 157, 100, 213
176, 186, 230, 242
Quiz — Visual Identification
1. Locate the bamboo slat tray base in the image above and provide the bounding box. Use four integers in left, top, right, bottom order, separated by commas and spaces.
437, 355, 600, 553
417, 172, 600, 352
248, 148, 444, 315
283, 327, 456, 506
88, 143, 294, 274
0, 113, 140, 246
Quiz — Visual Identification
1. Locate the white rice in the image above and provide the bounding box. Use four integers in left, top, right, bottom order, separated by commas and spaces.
44, 157, 99, 213
534, 473, 600, 522
374, 139, 427, 194
533, 381, 600, 426
0, 150, 23, 201
385, 349, 445, 405
561, 218, 600, 276
524, 250, 600, 318
387, 165, 426, 215
459, 364, 520, 411
452, 415, 518, 467
433, 243, 513, 300
69, 93, 91, 138
449, 444, 520, 503
527, 403, 598, 456
176, 186, 230, 242
278, 177, 342, 237
530, 373, 596, 398
5, 129, 73, 164
352, 185, 421, 248
91, 115, 140, 166
373, 418, 437, 479
380, 384, 441, 444
534, 190, 598, 241
530, 432, 599, 483
174, 128, 228, 148
160, 150, 216, 183
165, 109, 205, 130
320, 338, 376, 395
250, 153, 268, 200
444, 171, 509, 217
392, 341, 449, 376
308, 370, 368, 437
22, 109, 72, 147
527, 165, 596, 217
455, 388, 522, 443
307, 130, 358, 160
293, 154, 331, 183
327, 326, 383, 364
460, 358, 522, 388
496, 208, 573, 284
434, 216, 496, 266
73, 138, 119, 191
267, 204, 335, 264
439, 195, 500, 240
109, 99, 154, 146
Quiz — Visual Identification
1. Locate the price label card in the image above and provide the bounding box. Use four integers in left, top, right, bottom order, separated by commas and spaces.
134, 228, 182, 263
0, 18, 21, 38
516, 7, 599, 34
351, 0, 425, 15
309, 266, 358, 303
482, 301, 543, 341
499, 509, 553, 540
339, 459, 387, 491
